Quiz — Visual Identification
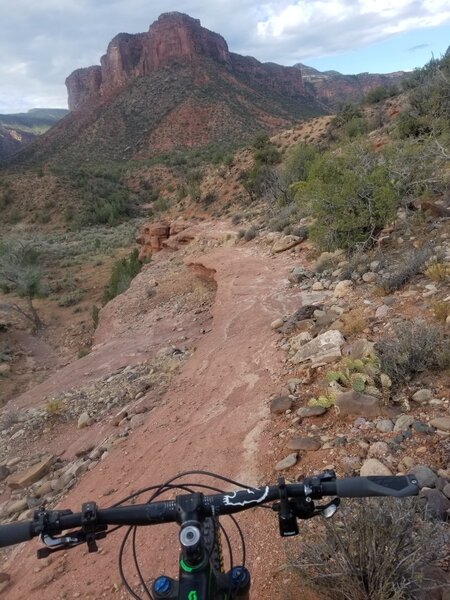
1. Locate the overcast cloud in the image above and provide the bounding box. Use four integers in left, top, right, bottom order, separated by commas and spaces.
1, 0, 449, 112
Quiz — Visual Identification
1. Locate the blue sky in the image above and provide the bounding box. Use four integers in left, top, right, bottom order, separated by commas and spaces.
0, 0, 449, 113
306, 24, 449, 73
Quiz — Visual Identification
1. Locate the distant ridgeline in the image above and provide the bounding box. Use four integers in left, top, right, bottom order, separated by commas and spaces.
0, 109, 68, 162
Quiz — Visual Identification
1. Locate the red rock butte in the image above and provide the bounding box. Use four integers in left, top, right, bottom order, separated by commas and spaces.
65, 12, 306, 111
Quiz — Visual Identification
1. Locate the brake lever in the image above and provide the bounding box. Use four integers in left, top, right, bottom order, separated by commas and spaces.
311, 498, 340, 519
37, 531, 86, 558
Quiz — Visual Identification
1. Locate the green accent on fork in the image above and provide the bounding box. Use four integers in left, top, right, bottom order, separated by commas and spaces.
188, 592, 198, 600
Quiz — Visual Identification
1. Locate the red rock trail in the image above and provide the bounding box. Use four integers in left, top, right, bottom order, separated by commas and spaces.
4, 239, 308, 599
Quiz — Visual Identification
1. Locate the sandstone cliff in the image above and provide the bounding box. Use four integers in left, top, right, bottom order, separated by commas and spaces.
296, 63, 405, 109
66, 12, 306, 111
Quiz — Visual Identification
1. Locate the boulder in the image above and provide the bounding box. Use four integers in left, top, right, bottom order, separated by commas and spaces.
335, 391, 381, 418
290, 330, 345, 367
272, 235, 302, 254
8, 456, 54, 490
270, 396, 293, 414
136, 222, 171, 260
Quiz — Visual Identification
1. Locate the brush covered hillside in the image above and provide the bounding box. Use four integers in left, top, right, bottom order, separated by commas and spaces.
0, 109, 68, 162
0, 34, 449, 600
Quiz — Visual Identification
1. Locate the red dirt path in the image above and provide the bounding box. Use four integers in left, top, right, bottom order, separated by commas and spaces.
3, 231, 318, 599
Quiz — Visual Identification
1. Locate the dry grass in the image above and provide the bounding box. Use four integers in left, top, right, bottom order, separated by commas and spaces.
339, 308, 368, 336
424, 261, 450, 282
289, 497, 449, 600
431, 299, 450, 322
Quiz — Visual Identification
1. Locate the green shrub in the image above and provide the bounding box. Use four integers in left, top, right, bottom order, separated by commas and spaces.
283, 143, 318, 184
295, 144, 399, 251
375, 319, 450, 387
241, 164, 272, 201
396, 53, 450, 139
332, 103, 363, 127
152, 197, 170, 213
344, 117, 369, 139
103, 248, 142, 304
364, 86, 388, 104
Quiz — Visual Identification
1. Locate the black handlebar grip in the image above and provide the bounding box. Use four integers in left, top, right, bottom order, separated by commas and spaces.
333, 475, 419, 498
0, 520, 34, 547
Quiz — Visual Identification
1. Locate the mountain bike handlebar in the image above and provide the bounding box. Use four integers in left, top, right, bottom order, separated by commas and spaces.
0, 474, 419, 549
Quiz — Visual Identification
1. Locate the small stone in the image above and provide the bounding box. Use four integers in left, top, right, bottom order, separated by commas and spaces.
0, 466, 10, 482
394, 415, 414, 432
287, 379, 301, 394
443, 483, 450, 499
288, 267, 309, 283
429, 417, 450, 432
360, 459, 393, 476
270, 397, 293, 414
287, 437, 321, 451
420, 488, 450, 520
334, 436, 347, 447
375, 305, 390, 319
362, 272, 377, 283
77, 412, 91, 429
412, 389, 433, 403
5, 498, 28, 516
368, 441, 389, 459
275, 453, 298, 471
129, 414, 145, 429
0, 573, 11, 593
296, 406, 326, 418
382, 296, 396, 306
376, 419, 394, 433
334, 280, 353, 298
271, 318, 284, 330
412, 421, 432, 434
413, 465, 438, 488
34, 480, 53, 498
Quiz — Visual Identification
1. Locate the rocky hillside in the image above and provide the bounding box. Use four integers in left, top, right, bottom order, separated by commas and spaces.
295, 63, 405, 109
0, 109, 68, 163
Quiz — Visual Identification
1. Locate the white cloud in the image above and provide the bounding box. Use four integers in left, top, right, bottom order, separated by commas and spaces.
255, 1, 450, 57
0, 0, 449, 112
